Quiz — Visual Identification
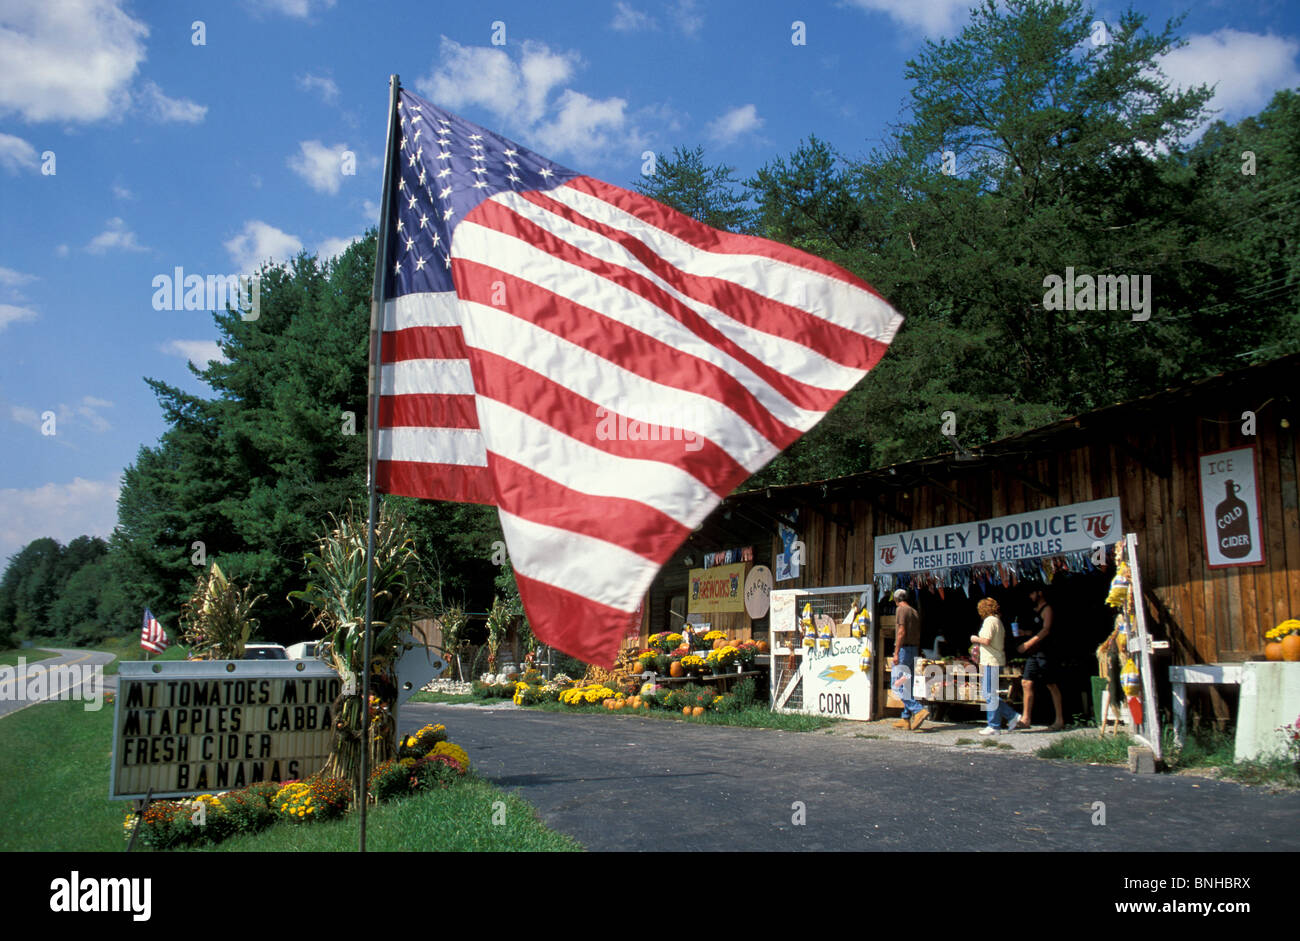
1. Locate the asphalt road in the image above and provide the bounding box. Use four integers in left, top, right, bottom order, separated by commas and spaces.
400, 702, 1300, 852
0, 648, 115, 719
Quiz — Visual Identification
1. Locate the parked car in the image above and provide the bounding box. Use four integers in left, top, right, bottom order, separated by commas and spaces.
285, 641, 318, 660
242, 643, 289, 660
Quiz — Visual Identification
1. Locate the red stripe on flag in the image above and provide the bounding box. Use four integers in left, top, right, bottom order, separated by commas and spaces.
460, 201, 847, 415
378, 459, 494, 504
471, 349, 751, 496
453, 260, 803, 448
515, 571, 643, 667
567, 176, 889, 297
489, 453, 691, 561
381, 326, 468, 363
517, 185, 889, 371
379, 393, 479, 429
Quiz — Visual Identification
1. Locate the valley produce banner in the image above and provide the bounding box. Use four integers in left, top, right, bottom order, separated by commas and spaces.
874, 497, 1122, 574
688, 561, 747, 614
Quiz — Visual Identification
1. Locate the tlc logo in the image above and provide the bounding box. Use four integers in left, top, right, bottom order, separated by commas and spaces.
879, 546, 897, 565
1083, 513, 1114, 539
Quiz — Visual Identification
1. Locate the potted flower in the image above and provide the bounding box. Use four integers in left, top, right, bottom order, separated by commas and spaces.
1265, 620, 1300, 661
680, 654, 708, 676
707, 645, 739, 674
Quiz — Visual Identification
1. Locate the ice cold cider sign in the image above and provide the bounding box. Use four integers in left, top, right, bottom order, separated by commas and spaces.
110, 661, 340, 799
1198, 447, 1264, 568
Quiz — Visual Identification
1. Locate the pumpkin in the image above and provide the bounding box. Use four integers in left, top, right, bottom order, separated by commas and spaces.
757, 640, 770, 654
1266, 642, 1284, 662
713, 638, 727, 650
1281, 635, 1300, 662
682, 706, 692, 715
669, 661, 684, 678
691, 706, 705, 717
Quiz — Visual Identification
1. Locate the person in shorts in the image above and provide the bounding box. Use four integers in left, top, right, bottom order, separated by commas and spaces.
1016, 583, 1064, 730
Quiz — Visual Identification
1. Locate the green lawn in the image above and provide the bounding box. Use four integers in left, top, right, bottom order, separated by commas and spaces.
93, 634, 190, 675
0, 648, 58, 668
0, 697, 580, 852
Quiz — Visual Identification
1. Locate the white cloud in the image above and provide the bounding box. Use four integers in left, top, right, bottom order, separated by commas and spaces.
708, 104, 763, 145
611, 2, 656, 32
224, 220, 303, 272
161, 339, 228, 368
288, 139, 350, 194
111, 182, 133, 200
54, 244, 68, 257
0, 304, 38, 330
1159, 30, 1300, 124
297, 72, 340, 103
0, 475, 122, 566
362, 199, 380, 225
0, 266, 36, 289
418, 37, 639, 161
0, 132, 37, 173
137, 80, 207, 123
317, 235, 360, 260
670, 0, 704, 38
0, 0, 147, 122
86, 217, 146, 254
8, 396, 113, 432
842, 0, 972, 35
245, 0, 336, 17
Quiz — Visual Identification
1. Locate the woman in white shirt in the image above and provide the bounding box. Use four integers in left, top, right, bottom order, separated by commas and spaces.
970, 597, 1021, 734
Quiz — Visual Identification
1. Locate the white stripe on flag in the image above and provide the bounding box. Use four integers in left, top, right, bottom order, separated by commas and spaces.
476, 397, 722, 526
382, 291, 463, 331
498, 509, 656, 612
380, 359, 476, 396
378, 426, 489, 466
549, 183, 903, 341
453, 219, 826, 427
484, 189, 871, 393
457, 299, 782, 469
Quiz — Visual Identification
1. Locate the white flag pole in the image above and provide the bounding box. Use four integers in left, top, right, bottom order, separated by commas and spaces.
360, 72, 402, 853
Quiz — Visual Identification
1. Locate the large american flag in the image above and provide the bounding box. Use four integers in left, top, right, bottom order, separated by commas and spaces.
140, 608, 169, 655
376, 87, 902, 666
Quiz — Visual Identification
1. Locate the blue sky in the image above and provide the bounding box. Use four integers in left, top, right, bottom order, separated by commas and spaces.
1, 0, 1298, 563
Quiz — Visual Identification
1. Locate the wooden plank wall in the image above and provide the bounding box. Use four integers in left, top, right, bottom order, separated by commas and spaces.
753, 389, 1298, 667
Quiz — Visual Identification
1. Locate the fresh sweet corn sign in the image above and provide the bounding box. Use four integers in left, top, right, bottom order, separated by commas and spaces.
110, 660, 341, 800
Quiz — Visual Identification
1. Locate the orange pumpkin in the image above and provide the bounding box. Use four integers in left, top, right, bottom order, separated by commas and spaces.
691, 706, 705, 717
682, 706, 692, 715
669, 661, 684, 678
1282, 635, 1300, 662
757, 640, 770, 654
713, 638, 727, 650
1266, 642, 1284, 662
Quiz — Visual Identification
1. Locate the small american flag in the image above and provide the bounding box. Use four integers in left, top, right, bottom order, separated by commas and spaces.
376, 87, 902, 666
140, 609, 169, 655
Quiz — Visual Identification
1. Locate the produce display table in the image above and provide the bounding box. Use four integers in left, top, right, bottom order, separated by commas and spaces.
647, 670, 764, 693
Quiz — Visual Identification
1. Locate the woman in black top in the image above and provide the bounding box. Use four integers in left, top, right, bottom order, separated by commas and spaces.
1016, 583, 1064, 731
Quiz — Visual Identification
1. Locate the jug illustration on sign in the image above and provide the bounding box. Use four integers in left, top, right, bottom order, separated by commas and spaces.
1215, 479, 1252, 558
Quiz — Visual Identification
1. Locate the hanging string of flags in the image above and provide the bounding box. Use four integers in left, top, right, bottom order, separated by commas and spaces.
873, 544, 1116, 603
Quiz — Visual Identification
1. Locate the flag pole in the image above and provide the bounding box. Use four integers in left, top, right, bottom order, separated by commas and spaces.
360, 72, 401, 853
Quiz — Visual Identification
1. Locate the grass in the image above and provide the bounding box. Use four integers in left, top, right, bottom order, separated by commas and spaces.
93, 635, 190, 675
1035, 730, 1137, 764
1034, 725, 1300, 787
0, 696, 580, 852
203, 778, 580, 852
0, 648, 58, 668
854, 733, 885, 740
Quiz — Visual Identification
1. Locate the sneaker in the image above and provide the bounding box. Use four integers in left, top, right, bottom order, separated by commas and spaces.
893, 718, 910, 729
979, 726, 999, 736
1006, 712, 1022, 731
909, 707, 930, 730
